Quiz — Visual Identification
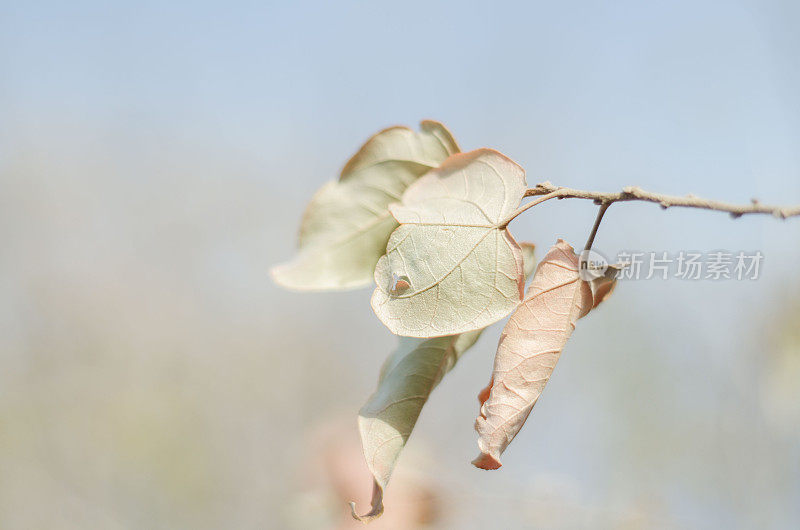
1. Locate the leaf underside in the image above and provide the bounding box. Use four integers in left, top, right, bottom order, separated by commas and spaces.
371, 149, 528, 337
473, 239, 617, 470
270, 119, 630, 522
351, 244, 536, 522
271, 121, 459, 291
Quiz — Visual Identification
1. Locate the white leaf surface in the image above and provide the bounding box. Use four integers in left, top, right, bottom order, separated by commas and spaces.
271, 121, 459, 291
371, 149, 528, 337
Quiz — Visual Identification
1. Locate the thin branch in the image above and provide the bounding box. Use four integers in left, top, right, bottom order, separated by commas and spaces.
523, 181, 800, 220
584, 202, 611, 251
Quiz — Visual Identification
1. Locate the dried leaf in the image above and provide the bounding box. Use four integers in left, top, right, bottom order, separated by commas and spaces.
352, 245, 536, 521
271, 121, 459, 291
590, 264, 620, 309
473, 239, 615, 470
371, 149, 528, 337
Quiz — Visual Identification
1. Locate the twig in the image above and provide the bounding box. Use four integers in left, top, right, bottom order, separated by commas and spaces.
523, 181, 800, 219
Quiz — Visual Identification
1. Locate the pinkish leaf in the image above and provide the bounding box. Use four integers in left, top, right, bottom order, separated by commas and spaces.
473, 239, 613, 470
589, 265, 620, 309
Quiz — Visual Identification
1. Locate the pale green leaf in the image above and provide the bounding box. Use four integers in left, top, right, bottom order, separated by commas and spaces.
371, 149, 528, 337
351, 245, 536, 522
271, 121, 459, 291
520, 242, 537, 280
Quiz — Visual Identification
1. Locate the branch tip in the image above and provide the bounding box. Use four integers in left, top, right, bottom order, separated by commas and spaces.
515, 184, 799, 220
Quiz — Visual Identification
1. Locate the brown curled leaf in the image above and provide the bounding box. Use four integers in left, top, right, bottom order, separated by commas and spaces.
473, 239, 616, 470
590, 263, 621, 309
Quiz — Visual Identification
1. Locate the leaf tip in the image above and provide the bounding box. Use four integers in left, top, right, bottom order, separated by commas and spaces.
553, 238, 576, 253
348, 499, 384, 524
471, 452, 502, 470
269, 261, 295, 289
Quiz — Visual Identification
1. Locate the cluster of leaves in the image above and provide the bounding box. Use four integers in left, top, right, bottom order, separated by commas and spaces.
272, 121, 618, 521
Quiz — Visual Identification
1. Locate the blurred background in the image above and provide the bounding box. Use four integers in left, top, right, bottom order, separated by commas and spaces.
1, 1, 799, 528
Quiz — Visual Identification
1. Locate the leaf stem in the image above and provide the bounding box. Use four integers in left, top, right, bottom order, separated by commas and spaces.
584, 202, 611, 251
498, 190, 562, 228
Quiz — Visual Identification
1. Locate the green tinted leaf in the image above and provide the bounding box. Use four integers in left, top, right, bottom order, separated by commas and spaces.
520, 242, 537, 280
271, 121, 459, 291
351, 245, 536, 522
371, 149, 528, 337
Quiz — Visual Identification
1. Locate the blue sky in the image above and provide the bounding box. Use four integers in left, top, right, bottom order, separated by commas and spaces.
4, 1, 799, 248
